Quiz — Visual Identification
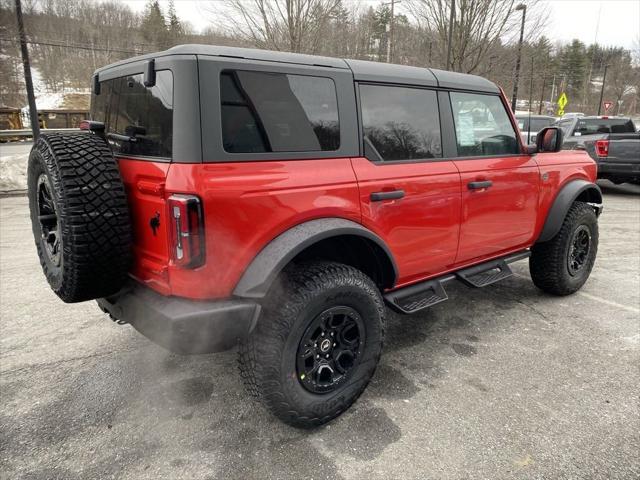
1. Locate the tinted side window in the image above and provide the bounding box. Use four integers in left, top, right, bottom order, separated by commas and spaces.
450, 92, 519, 156
220, 71, 339, 153
91, 70, 173, 158
574, 118, 636, 135
359, 84, 442, 161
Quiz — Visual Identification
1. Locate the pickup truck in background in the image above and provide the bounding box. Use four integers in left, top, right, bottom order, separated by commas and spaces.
585, 133, 640, 185
555, 116, 639, 185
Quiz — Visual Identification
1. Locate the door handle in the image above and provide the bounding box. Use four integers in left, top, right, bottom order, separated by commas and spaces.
468, 180, 493, 190
370, 190, 405, 202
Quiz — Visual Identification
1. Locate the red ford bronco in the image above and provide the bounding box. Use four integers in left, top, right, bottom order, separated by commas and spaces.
28, 45, 602, 428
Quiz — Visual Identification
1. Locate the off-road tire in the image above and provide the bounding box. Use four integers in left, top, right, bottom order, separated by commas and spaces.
238, 261, 385, 428
27, 133, 131, 303
529, 201, 598, 296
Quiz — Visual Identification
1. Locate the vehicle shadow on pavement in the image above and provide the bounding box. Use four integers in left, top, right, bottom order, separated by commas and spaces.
597, 180, 640, 196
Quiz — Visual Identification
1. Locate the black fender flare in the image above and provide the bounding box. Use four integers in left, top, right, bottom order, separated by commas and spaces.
233, 218, 398, 298
537, 179, 603, 243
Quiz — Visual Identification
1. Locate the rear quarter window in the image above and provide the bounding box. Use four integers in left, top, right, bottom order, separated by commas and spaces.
90, 70, 173, 159
220, 70, 340, 153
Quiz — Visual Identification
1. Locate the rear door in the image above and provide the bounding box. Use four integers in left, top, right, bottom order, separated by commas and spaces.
91, 55, 200, 293
351, 84, 462, 285
448, 91, 540, 264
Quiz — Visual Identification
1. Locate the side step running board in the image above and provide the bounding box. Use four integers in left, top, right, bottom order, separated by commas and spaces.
457, 260, 508, 287
384, 250, 531, 314
385, 275, 455, 314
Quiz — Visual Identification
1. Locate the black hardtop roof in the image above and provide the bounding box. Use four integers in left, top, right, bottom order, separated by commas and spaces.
95, 44, 499, 93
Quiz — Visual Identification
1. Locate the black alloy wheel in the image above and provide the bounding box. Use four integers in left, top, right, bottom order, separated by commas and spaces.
36, 173, 61, 267
296, 306, 364, 394
567, 225, 591, 276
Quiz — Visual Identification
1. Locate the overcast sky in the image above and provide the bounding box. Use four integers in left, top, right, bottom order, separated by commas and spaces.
123, 0, 639, 49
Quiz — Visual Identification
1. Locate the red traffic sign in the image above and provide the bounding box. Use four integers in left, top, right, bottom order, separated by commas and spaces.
603, 101, 613, 112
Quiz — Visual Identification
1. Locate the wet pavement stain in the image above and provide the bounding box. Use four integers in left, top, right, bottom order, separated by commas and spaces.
319, 404, 402, 461
448, 316, 474, 329
205, 425, 346, 480
466, 377, 490, 392
166, 376, 214, 407
368, 363, 420, 400
451, 343, 478, 356
385, 313, 434, 352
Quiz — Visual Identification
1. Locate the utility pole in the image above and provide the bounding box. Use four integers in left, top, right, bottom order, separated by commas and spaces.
385, 0, 400, 63
15, 0, 39, 138
597, 64, 609, 115
510, 3, 527, 112
527, 56, 534, 144
582, 4, 602, 112
445, 0, 455, 70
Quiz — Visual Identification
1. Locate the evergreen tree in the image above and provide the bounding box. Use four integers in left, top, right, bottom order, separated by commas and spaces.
372, 4, 391, 61
141, 0, 167, 48
167, 0, 183, 45
560, 39, 587, 100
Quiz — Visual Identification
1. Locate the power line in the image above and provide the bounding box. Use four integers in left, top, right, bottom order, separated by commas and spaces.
0, 36, 148, 55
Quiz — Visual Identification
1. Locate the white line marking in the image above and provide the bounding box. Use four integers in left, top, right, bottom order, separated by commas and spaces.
577, 292, 640, 314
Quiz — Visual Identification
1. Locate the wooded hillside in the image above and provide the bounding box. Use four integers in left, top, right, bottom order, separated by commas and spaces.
1, 0, 638, 116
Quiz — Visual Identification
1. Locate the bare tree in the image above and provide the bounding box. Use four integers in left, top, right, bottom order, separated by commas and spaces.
217, 0, 344, 53
406, 0, 543, 73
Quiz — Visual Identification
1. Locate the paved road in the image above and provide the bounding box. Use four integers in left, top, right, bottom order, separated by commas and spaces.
1, 183, 639, 480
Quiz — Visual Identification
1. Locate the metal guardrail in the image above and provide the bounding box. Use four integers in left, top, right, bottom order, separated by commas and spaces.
0, 128, 83, 138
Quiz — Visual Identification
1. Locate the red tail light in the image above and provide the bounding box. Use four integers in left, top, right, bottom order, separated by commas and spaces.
595, 139, 609, 157
168, 194, 205, 268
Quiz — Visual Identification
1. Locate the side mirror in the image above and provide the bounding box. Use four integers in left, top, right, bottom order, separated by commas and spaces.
536, 126, 563, 153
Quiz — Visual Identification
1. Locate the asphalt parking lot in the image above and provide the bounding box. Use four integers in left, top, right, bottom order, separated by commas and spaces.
1, 183, 639, 480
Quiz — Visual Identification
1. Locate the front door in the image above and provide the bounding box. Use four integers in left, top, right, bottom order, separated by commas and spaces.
351, 84, 462, 286
448, 91, 540, 264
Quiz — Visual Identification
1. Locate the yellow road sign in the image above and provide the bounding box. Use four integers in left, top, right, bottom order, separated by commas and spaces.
557, 92, 568, 110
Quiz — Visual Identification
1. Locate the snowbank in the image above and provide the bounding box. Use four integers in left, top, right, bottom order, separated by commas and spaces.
0, 152, 29, 193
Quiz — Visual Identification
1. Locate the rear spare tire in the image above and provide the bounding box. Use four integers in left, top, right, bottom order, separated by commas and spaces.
27, 133, 131, 303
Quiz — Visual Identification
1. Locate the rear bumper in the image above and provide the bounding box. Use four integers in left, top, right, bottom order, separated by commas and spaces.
597, 161, 640, 180
97, 283, 261, 354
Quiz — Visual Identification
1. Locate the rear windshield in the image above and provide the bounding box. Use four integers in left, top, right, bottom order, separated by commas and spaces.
90, 70, 173, 159
220, 70, 340, 153
573, 118, 635, 135
517, 117, 554, 132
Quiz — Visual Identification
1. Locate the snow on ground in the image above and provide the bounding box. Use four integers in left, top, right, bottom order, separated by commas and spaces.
18, 67, 91, 124
0, 143, 31, 193
20, 68, 65, 122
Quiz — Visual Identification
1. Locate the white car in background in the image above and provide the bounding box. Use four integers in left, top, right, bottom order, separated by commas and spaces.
560, 112, 585, 119
515, 114, 556, 144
